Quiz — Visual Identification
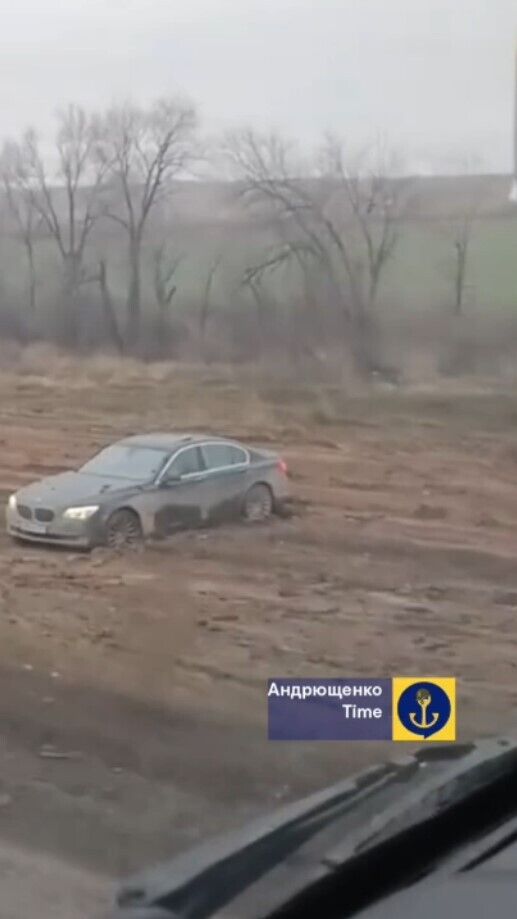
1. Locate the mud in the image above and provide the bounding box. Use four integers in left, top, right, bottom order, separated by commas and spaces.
1, 368, 517, 914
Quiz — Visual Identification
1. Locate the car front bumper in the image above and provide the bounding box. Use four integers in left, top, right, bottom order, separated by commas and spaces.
6, 508, 103, 549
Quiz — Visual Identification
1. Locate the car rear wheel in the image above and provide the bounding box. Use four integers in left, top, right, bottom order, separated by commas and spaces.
105, 509, 143, 550
242, 484, 274, 522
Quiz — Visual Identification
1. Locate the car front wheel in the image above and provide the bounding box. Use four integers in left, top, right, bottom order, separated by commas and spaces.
105, 509, 143, 550
242, 484, 274, 522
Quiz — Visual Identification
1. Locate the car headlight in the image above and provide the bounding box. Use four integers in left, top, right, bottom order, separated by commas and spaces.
7, 494, 17, 511
63, 505, 99, 520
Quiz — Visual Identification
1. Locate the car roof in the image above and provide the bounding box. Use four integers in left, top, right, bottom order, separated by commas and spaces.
118, 433, 243, 451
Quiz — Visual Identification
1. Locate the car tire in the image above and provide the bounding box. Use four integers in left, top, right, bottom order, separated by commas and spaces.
242, 484, 274, 522
105, 509, 143, 550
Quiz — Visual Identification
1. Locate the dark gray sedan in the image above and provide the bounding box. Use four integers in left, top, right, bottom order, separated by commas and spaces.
6, 433, 291, 549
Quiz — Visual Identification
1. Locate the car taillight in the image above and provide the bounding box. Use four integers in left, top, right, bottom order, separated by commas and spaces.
278, 459, 288, 475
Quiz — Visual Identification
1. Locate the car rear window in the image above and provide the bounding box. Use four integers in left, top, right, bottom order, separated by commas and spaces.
202, 444, 248, 469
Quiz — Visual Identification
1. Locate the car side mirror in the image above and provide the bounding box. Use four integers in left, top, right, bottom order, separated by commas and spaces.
160, 475, 180, 487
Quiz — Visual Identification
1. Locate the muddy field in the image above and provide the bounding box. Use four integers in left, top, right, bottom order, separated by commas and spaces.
2, 359, 517, 914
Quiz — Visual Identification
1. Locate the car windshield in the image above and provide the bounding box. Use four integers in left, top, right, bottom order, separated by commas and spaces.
79, 445, 170, 480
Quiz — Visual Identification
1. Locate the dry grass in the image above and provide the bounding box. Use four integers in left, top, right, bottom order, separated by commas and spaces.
2, 342, 517, 445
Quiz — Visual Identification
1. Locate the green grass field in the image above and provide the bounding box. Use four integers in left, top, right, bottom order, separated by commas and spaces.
382, 217, 517, 313
1, 196, 517, 328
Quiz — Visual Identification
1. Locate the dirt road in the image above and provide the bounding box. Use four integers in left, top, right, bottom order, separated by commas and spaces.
2, 361, 517, 914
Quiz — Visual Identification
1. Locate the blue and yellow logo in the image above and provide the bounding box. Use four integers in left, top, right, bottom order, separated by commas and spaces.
392, 678, 456, 741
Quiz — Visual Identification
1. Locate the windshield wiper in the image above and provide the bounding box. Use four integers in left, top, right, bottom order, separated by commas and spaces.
113, 738, 517, 919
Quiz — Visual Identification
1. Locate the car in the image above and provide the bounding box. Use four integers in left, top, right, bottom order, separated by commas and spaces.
5, 433, 291, 550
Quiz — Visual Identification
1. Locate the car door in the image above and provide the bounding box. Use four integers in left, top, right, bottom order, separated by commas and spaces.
200, 442, 250, 522
153, 445, 210, 535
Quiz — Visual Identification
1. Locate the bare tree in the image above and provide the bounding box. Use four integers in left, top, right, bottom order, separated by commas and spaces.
100, 98, 197, 346
451, 216, 473, 317
152, 243, 183, 311
442, 157, 484, 319
452, 162, 486, 317
0, 141, 41, 312
80, 260, 124, 354
241, 267, 271, 336
226, 129, 407, 375
3, 107, 109, 344
439, 213, 477, 376
16, 108, 107, 287
199, 254, 222, 351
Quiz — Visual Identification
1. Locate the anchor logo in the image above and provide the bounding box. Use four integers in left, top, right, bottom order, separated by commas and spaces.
394, 679, 455, 740
409, 688, 439, 731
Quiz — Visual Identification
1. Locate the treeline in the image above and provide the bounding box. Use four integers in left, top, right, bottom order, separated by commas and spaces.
1, 101, 197, 352
0, 99, 484, 378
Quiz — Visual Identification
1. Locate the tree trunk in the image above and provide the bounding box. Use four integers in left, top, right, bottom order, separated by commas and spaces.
99, 260, 124, 354
350, 307, 380, 377
25, 238, 36, 313
199, 257, 220, 361
63, 253, 81, 291
126, 237, 142, 348
60, 254, 82, 348
249, 281, 272, 359
454, 247, 466, 317
337, 286, 380, 379
199, 300, 209, 343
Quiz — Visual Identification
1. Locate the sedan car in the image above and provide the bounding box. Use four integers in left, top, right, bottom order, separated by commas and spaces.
6, 433, 291, 549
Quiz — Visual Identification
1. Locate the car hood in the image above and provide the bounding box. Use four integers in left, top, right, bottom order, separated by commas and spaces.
16, 471, 138, 508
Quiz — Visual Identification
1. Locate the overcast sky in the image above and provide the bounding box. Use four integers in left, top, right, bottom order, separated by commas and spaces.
0, 0, 514, 174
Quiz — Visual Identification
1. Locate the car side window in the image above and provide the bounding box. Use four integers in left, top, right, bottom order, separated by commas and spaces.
202, 444, 248, 470
166, 446, 204, 478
